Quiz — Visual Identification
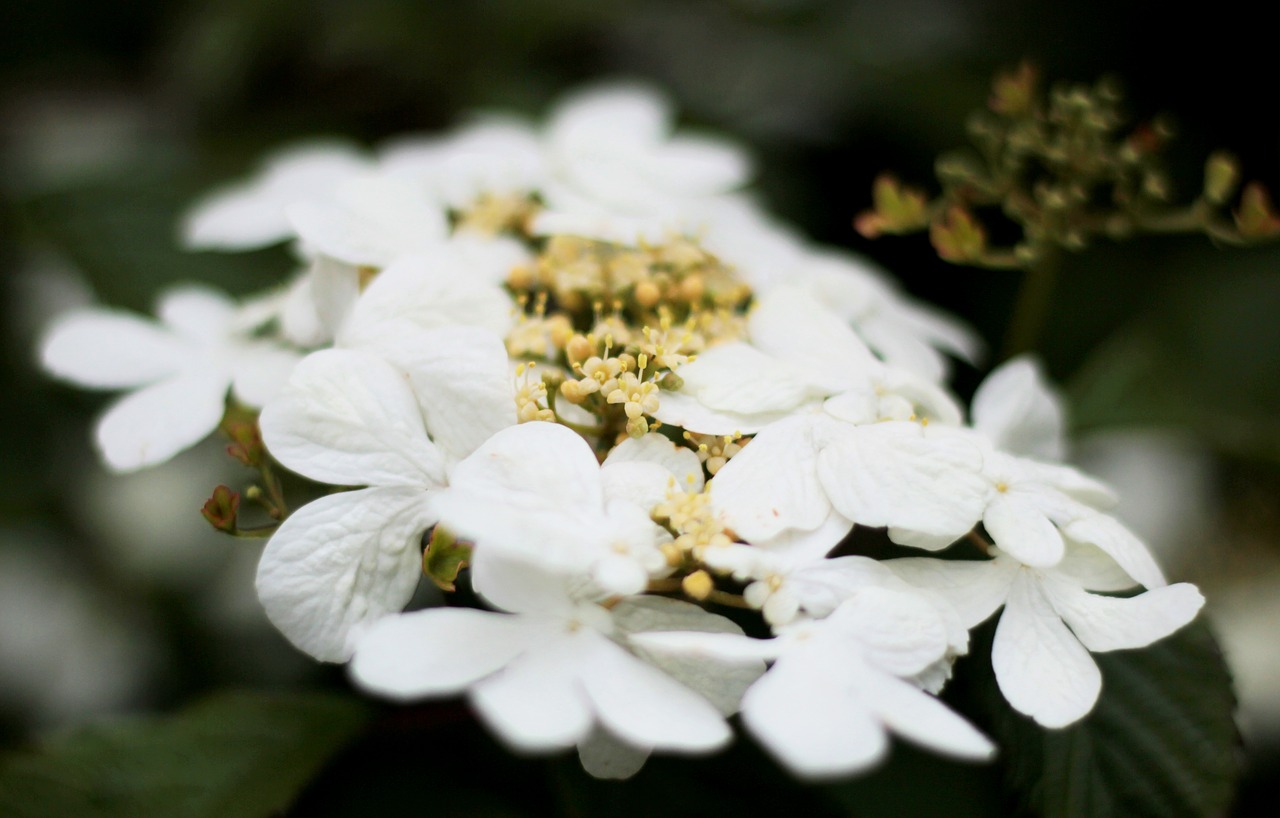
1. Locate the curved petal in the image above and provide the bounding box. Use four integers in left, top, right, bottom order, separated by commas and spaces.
829, 586, 951, 677
1062, 513, 1167, 590
40, 310, 189, 389
338, 251, 516, 350
446, 422, 603, 514
600, 461, 675, 512
991, 571, 1100, 728
469, 633, 594, 751
676, 343, 823, 414
579, 638, 731, 752
709, 415, 831, 543
260, 348, 446, 488
156, 285, 236, 344
370, 326, 516, 464
229, 343, 302, 408
255, 486, 435, 662
816, 422, 986, 536
971, 356, 1065, 462
1044, 576, 1204, 653
649, 390, 791, 436
886, 556, 1016, 629
350, 608, 554, 699
984, 490, 1065, 567
286, 175, 448, 267
604, 433, 705, 493
95, 372, 227, 472
742, 650, 889, 779
862, 671, 995, 760
748, 287, 878, 392
577, 727, 651, 780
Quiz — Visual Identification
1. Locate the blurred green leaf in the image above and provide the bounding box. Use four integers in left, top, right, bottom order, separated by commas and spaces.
0, 691, 371, 818
962, 619, 1240, 818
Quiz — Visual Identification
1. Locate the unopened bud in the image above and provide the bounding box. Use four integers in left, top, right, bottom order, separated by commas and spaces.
633, 280, 661, 307
929, 206, 986, 263
857, 174, 929, 238
1235, 182, 1280, 238
566, 334, 594, 365
1203, 152, 1241, 206
201, 485, 240, 534
990, 61, 1038, 117
682, 570, 714, 601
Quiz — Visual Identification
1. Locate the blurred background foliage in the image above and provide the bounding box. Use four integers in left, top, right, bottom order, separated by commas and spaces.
1, 0, 1278, 815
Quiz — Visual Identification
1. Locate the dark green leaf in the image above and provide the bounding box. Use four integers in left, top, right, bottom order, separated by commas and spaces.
0, 691, 372, 818
961, 619, 1241, 818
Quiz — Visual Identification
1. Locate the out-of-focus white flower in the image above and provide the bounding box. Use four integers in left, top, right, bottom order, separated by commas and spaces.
351, 554, 760, 775
255, 329, 514, 661
889, 543, 1203, 727
532, 84, 752, 244
436, 423, 692, 597
181, 141, 370, 251
39, 284, 301, 472
635, 586, 995, 778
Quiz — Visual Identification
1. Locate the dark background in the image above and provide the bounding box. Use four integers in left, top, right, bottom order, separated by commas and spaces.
2, 1, 1278, 814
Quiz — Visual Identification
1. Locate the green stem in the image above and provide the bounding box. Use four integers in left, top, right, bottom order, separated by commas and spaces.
1000, 250, 1061, 359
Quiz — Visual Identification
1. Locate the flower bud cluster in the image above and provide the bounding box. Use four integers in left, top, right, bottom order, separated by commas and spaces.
38, 83, 1205, 782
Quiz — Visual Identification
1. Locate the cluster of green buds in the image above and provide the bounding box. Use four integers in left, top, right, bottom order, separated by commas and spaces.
856, 62, 1280, 270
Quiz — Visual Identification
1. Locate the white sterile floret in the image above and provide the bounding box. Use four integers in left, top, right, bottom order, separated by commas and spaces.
532, 83, 752, 244
888, 543, 1204, 728
435, 423, 682, 597
378, 118, 548, 210
39, 284, 301, 472
350, 553, 762, 778
634, 586, 995, 779
182, 141, 371, 251
254, 328, 514, 661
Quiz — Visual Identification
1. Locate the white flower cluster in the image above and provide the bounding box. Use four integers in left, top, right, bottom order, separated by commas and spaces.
39, 84, 1205, 780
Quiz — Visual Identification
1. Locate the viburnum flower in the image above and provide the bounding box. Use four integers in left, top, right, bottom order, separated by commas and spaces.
888, 542, 1203, 727
255, 327, 513, 661
181, 141, 371, 251
531, 84, 752, 244
39, 284, 301, 472
435, 422, 701, 597
634, 585, 995, 778
350, 551, 762, 778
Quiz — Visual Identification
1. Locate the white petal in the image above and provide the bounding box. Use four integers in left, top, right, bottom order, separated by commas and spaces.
470, 633, 595, 751
260, 348, 446, 488
446, 422, 603, 513
742, 651, 889, 779
613, 596, 764, 715
816, 422, 986, 536
676, 343, 823, 414
710, 415, 831, 542
628, 629, 782, 664
372, 326, 516, 464
862, 671, 995, 760
350, 608, 553, 699
748, 287, 878, 392
1044, 576, 1204, 652
1020, 460, 1118, 509
580, 638, 731, 752
577, 727, 651, 780
156, 285, 236, 344
991, 570, 1100, 727
971, 356, 1066, 461
255, 486, 436, 662
338, 251, 515, 350
229, 343, 302, 407
829, 587, 951, 677
984, 491, 1065, 567
785, 555, 893, 619
40, 310, 188, 389
1052, 542, 1138, 592
286, 175, 448, 267
603, 433, 704, 493
1062, 513, 1167, 589
649, 390, 790, 436
600, 461, 675, 512
95, 372, 227, 472
886, 556, 1017, 629
468, 549, 580, 617
308, 255, 361, 337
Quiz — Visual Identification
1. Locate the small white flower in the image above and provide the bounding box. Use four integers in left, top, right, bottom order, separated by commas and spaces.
531, 84, 752, 244
350, 553, 760, 774
181, 141, 370, 251
889, 543, 1204, 727
254, 328, 514, 661
39, 284, 300, 472
436, 423, 681, 597
635, 586, 995, 778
